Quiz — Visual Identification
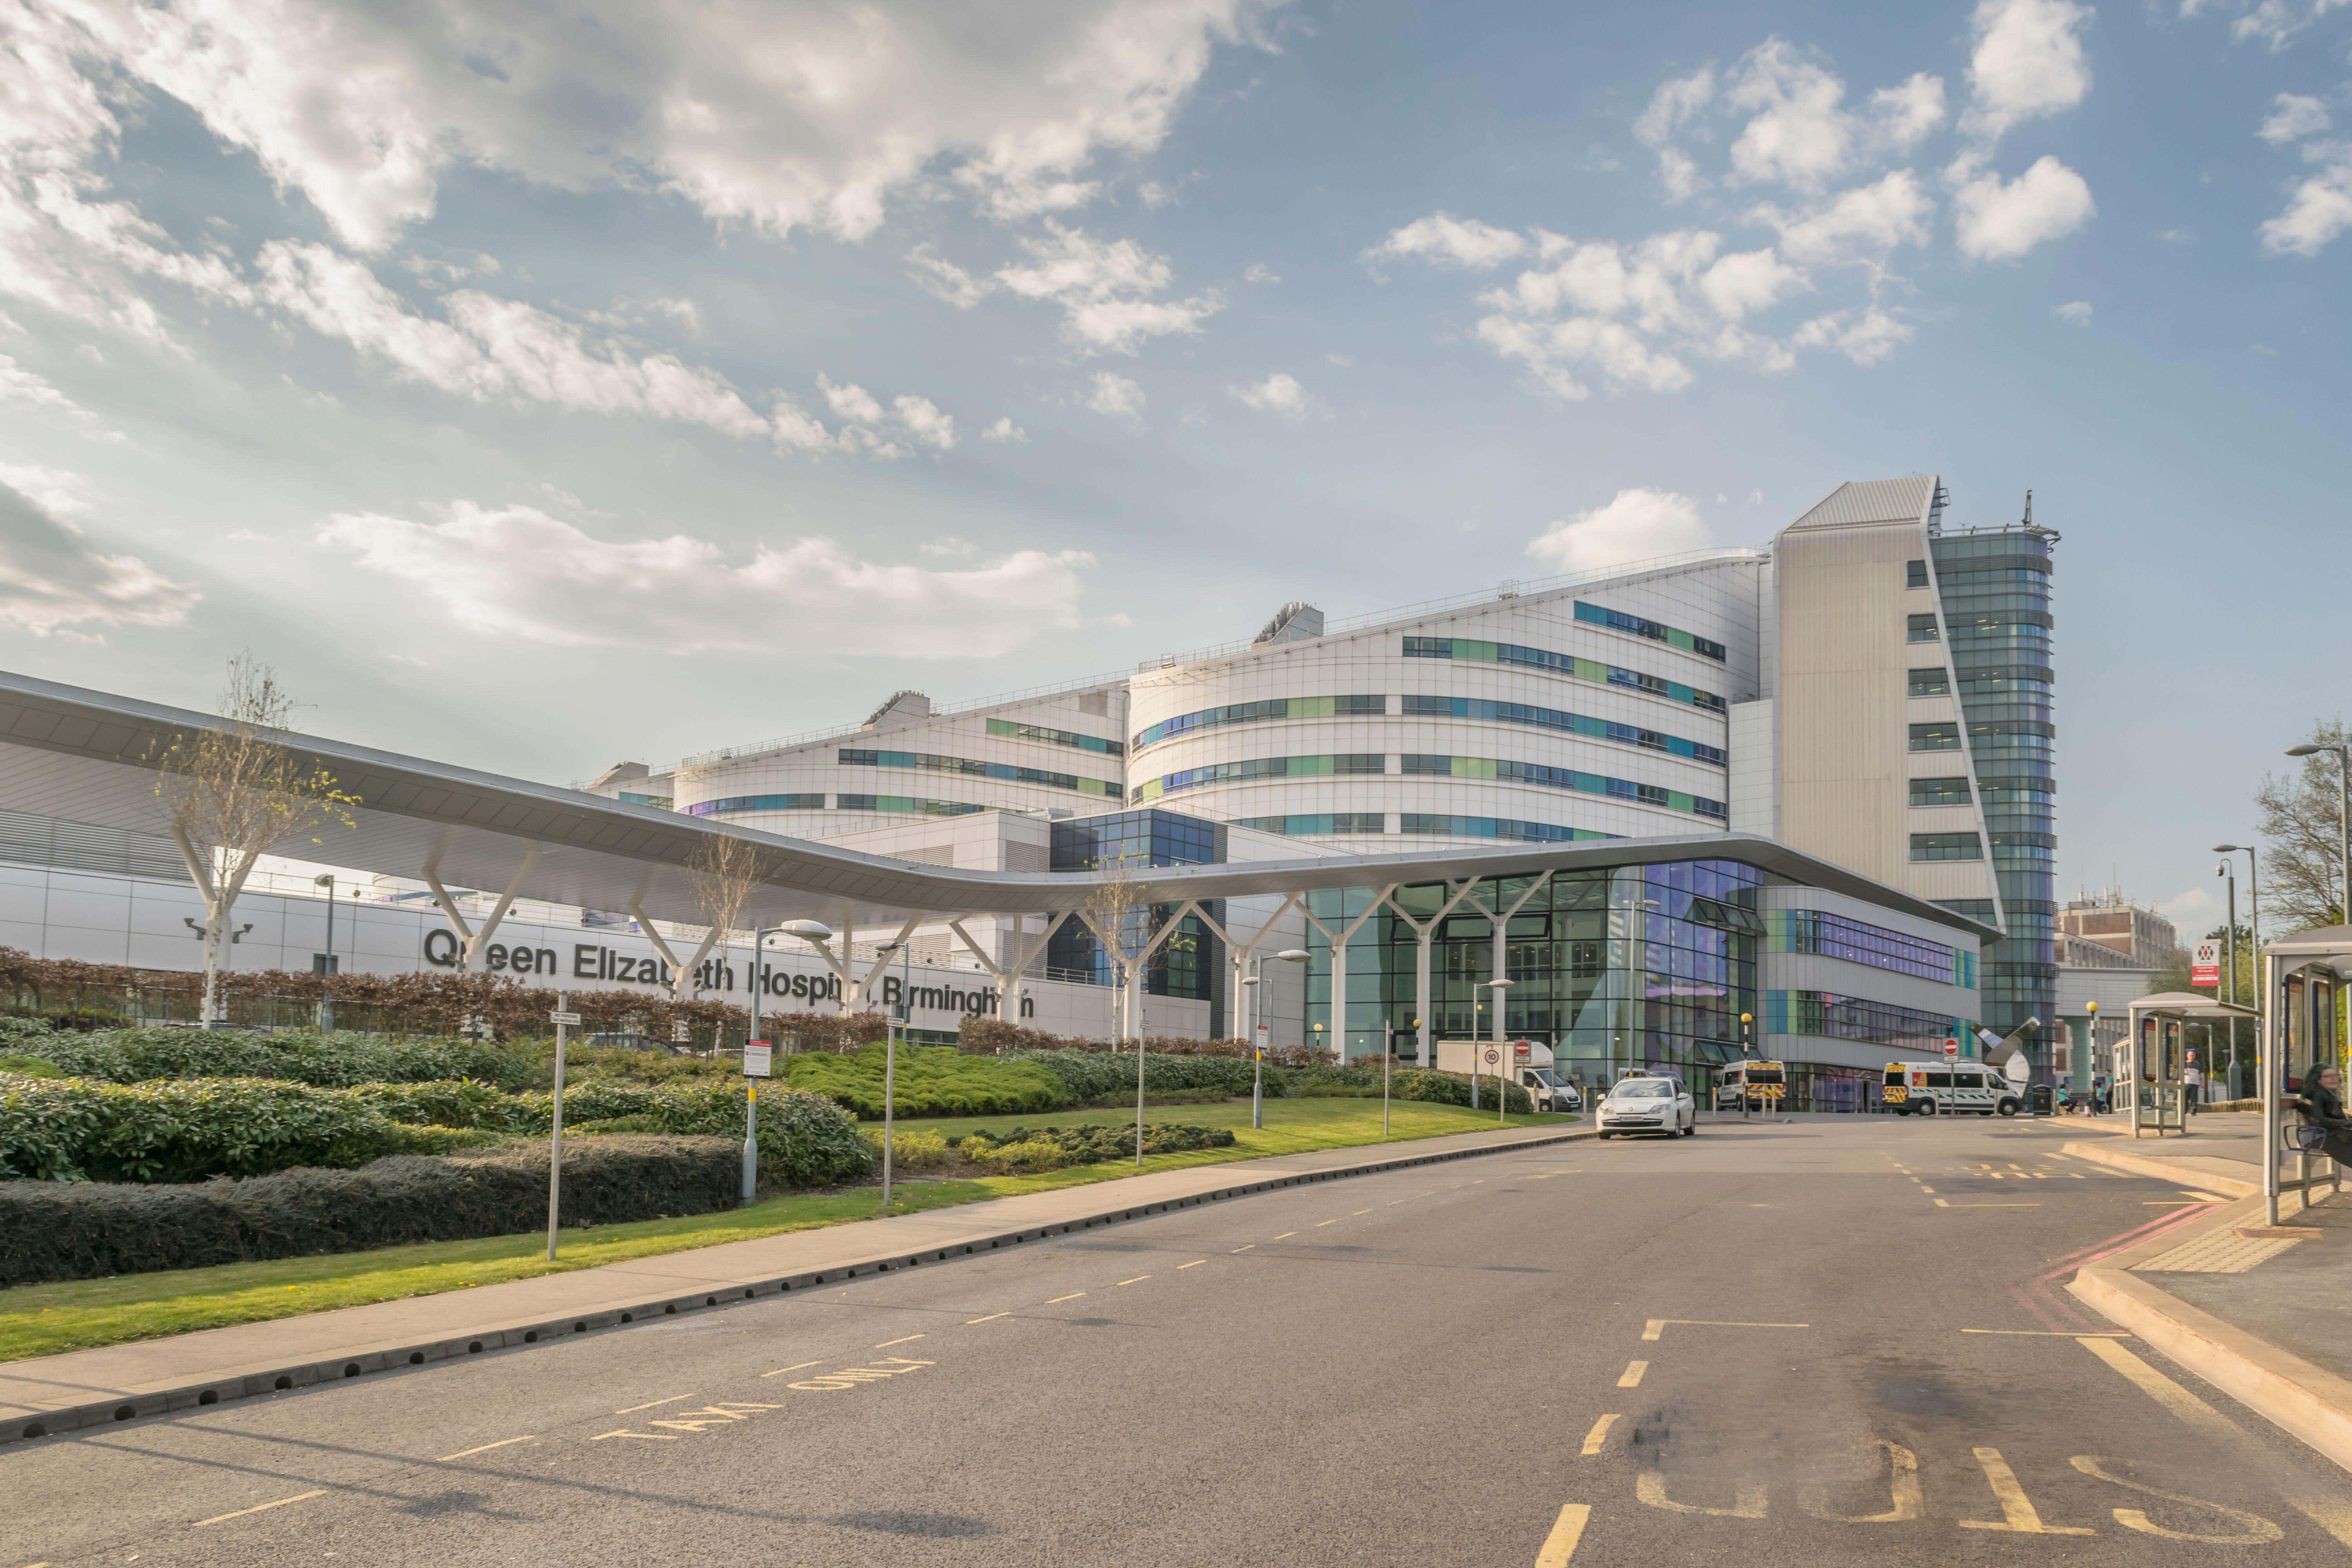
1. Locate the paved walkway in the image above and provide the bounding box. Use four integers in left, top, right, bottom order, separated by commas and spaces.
2, 1120, 1584, 1443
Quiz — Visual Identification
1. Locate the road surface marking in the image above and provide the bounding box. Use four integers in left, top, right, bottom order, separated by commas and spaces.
1919, 1186, 1936, 1194
1642, 1319, 1808, 1341
1617, 1361, 1648, 1388
1355, 1208, 1374, 1215
962, 1314, 1009, 1325
789, 1359, 935, 1392
593, 1428, 681, 1441
1936, 1199, 2038, 1207
2143, 1201, 2203, 1207
2180, 1191, 2229, 1203
2080, 1334, 2352, 1548
1116, 1275, 1151, 1286
194, 1490, 327, 1527
2068, 1455, 2285, 1543
1535, 1503, 1591, 1565
1637, 1472, 1767, 1517
1047, 1292, 1087, 1303
1958, 1446, 2094, 1534
1962, 1328, 2127, 1337
614, 1394, 694, 1414
1274, 1232, 1298, 1240
873, 1334, 926, 1348
1314, 1219, 1339, 1227
1581, 1415, 1621, 1455
1798, 1439, 1920, 1522
761, 1360, 823, 1377
1229, 1245, 1256, 1252
648, 1404, 779, 1433
437, 1436, 535, 1461
1178, 1259, 1207, 1269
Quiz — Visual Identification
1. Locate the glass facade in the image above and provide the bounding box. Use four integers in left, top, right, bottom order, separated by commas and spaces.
1932, 526, 2057, 1045
1403, 636, 1728, 713
1400, 695, 1724, 764
1571, 600, 1728, 661
839, 747, 1116, 797
1132, 695, 1385, 750
1303, 858, 1761, 1101
688, 793, 821, 815
1766, 991, 1974, 1054
1046, 809, 1222, 1005
1767, 909, 1973, 986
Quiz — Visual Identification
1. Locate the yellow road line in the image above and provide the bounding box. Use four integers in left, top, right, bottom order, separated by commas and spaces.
760, 1360, 823, 1377
2181, 1190, 2229, 1202
1178, 1259, 1207, 1269
1274, 1232, 1298, 1240
1047, 1292, 1086, 1304
1580, 1414, 1620, 1456
1535, 1503, 1592, 1566
1642, 1318, 1808, 1341
873, 1334, 926, 1349
963, 1314, 1009, 1325
194, 1490, 327, 1527
1936, 1198, 2039, 1207
1229, 1244, 1256, 1253
436, 1436, 535, 1461
1959, 1445, 2093, 1534
2080, 1334, 2352, 1550
1116, 1275, 1151, 1286
1920, 1186, 1936, 1194
1314, 1219, 1338, 1227
1354, 1208, 1374, 1215
1961, 1328, 2127, 1337
613, 1393, 694, 1414
1617, 1361, 1648, 1388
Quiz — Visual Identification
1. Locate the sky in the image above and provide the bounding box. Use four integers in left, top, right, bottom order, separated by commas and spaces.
0, 0, 2345, 936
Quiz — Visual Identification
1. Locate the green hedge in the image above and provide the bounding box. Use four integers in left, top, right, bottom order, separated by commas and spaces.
1385, 1068, 1533, 1113
1009, 1049, 1263, 1105
0, 1072, 871, 1189
956, 1122, 1235, 1172
781, 1045, 1069, 1119
17, 1027, 532, 1090
0, 1136, 742, 1286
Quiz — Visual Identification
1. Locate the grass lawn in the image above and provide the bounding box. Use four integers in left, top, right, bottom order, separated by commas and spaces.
0, 1097, 1572, 1365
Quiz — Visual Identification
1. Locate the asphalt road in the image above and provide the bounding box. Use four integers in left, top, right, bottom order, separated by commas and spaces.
9, 1113, 2351, 1566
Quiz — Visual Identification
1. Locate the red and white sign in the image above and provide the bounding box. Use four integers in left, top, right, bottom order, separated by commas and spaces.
1514, 1041, 1531, 1060
1485, 1047, 1500, 1065
2192, 940, 2222, 989
1944, 1037, 1960, 1057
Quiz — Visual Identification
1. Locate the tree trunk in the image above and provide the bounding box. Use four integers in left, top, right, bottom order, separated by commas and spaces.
200, 909, 227, 1029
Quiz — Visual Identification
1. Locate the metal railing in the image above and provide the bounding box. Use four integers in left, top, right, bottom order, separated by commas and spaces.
679, 668, 1134, 771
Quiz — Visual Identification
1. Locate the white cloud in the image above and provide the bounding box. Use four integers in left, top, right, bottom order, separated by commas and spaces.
0, 462, 94, 518
1725, 40, 1859, 189
1086, 370, 1145, 419
920, 536, 978, 558
1228, 370, 1306, 416
1697, 249, 1810, 320
2261, 93, 2333, 143
1656, 148, 1706, 202
1869, 73, 1949, 150
981, 416, 1028, 443
818, 376, 888, 426
0, 352, 100, 423
2262, 141, 2352, 254
2053, 299, 2093, 323
892, 394, 957, 451
906, 245, 991, 308
49, 0, 1278, 252
1243, 262, 1281, 283
1525, 488, 1713, 572
0, 478, 197, 638
993, 223, 1220, 353
1757, 169, 1936, 265
1952, 155, 2095, 259
1962, 0, 2094, 142
1475, 313, 1692, 400
1366, 213, 1527, 269
2227, 0, 2350, 51
317, 502, 1088, 657
1789, 305, 1915, 364
1636, 68, 1716, 147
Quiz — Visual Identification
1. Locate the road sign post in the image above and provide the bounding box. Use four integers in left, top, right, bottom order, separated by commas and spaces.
1944, 1036, 1959, 1058
2192, 940, 2222, 989
546, 999, 580, 1260
742, 1040, 771, 1200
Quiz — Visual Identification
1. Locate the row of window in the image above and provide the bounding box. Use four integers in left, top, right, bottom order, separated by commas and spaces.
1400, 814, 1613, 843
1235, 813, 1388, 836
1398, 754, 1726, 818
838, 747, 1117, 797
1909, 719, 2056, 753
1402, 636, 1728, 713
1130, 751, 1724, 820
1768, 909, 1973, 986
984, 717, 1125, 757
1910, 776, 1972, 808
1131, 692, 1725, 764
1571, 600, 1728, 662
1768, 989, 1974, 1054
1913, 832, 1984, 862
686, 793, 824, 816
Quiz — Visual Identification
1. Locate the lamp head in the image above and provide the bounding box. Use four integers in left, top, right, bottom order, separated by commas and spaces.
779, 919, 835, 943
2214, 844, 2244, 853
1486, 976, 1515, 989
2086, 1000, 2098, 1014
1276, 949, 1310, 963
314, 873, 332, 887
1740, 1012, 1753, 1025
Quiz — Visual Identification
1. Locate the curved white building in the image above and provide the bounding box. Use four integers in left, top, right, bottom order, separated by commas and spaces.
1125, 552, 1766, 848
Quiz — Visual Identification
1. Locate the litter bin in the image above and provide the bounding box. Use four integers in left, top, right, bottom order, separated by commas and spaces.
2028, 1083, 2055, 1117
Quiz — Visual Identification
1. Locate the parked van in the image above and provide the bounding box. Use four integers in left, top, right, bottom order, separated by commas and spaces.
1883, 1060, 2024, 1117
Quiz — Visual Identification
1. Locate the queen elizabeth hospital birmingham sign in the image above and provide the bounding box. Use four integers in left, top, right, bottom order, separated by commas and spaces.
420, 930, 1034, 1020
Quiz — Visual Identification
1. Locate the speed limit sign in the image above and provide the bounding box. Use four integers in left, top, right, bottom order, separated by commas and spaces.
1485, 1047, 1500, 1065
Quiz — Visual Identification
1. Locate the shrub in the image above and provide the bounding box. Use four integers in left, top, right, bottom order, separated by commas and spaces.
0, 1016, 55, 1044
955, 1121, 1236, 1173
25, 1028, 533, 1091
1387, 1068, 1533, 1114
0, 1055, 62, 1079
960, 1015, 1334, 1067
0, 1136, 742, 1286
780, 1045, 1069, 1119
1010, 1049, 1265, 1105
863, 1128, 956, 1169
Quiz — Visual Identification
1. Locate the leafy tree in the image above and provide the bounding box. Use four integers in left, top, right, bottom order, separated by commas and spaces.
2258, 719, 2352, 932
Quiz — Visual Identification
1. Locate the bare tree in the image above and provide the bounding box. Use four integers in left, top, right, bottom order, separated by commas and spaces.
2257, 718, 2352, 931
684, 829, 763, 1024
154, 655, 356, 1028
1081, 846, 1151, 1041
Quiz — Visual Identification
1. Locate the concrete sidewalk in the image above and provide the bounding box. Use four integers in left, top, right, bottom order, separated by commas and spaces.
1, 1120, 1587, 1447
2065, 1121, 2352, 1475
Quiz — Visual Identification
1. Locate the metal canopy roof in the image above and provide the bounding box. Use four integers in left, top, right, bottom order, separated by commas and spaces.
0, 669, 2000, 940
2124, 993, 2259, 1019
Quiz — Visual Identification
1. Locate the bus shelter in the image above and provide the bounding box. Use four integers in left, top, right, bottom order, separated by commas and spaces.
2261, 925, 2352, 1225
2122, 993, 2254, 1137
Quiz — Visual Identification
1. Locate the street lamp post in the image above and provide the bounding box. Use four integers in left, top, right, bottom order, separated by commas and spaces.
313, 873, 335, 1031
2287, 744, 2352, 925
1740, 1011, 1754, 1120
2218, 859, 2241, 1097
1241, 949, 1310, 1130
2216, 845, 2263, 1091
1485, 977, 1514, 1125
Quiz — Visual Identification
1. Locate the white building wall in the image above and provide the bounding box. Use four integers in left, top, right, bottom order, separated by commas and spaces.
1728, 699, 1776, 836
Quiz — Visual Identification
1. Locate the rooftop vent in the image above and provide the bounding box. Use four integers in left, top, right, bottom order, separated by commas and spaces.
861, 690, 933, 729
1253, 602, 1324, 646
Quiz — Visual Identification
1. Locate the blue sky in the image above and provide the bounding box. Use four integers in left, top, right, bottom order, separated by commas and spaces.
0, 0, 2345, 934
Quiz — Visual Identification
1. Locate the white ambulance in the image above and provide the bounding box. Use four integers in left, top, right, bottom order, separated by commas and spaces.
1882, 1060, 2024, 1117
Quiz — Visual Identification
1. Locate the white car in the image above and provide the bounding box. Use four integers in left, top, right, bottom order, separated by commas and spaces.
1595, 1076, 1696, 1138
